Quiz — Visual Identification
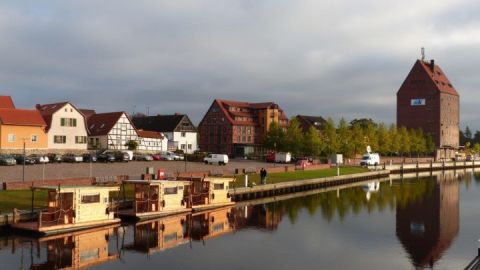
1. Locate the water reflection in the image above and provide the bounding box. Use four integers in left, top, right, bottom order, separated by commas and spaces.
396, 172, 459, 268
0, 170, 477, 269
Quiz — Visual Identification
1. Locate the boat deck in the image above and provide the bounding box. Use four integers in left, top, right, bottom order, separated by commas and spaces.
12, 219, 121, 236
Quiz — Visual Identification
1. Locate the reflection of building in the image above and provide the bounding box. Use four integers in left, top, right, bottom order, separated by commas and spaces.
396, 173, 459, 268
30, 226, 119, 269
124, 214, 189, 254
231, 204, 283, 231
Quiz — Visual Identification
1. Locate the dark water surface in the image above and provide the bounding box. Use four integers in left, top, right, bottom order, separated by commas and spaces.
1, 170, 480, 269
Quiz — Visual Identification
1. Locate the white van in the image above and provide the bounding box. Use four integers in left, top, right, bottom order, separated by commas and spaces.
360, 153, 380, 166
204, 154, 229, 165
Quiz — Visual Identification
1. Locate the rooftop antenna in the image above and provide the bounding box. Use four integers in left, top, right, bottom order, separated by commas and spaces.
421, 47, 425, 61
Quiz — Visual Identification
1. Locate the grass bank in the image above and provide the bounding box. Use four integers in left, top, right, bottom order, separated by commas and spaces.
0, 190, 47, 213
231, 166, 368, 188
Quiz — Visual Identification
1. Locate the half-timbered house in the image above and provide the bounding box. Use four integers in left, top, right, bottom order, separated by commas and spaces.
87, 112, 138, 150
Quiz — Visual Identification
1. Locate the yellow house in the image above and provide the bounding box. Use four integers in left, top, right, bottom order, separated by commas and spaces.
0, 108, 48, 150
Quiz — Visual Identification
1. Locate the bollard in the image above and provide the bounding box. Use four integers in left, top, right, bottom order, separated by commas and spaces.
244, 174, 248, 188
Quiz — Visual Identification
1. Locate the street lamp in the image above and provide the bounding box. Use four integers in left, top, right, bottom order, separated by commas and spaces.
22, 138, 27, 182
184, 141, 188, 173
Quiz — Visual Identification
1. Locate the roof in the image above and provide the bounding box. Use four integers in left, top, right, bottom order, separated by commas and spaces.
132, 114, 196, 132
36, 102, 86, 131
80, 109, 96, 120
0, 96, 15, 109
295, 115, 326, 132
137, 130, 164, 139
37, 185, 120, 192
211, 99, 288, 126
0, 108, 47, 127
87, 112, 125, 136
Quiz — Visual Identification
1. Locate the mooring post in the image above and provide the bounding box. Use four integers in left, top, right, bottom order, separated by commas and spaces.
244, 174, 248, 188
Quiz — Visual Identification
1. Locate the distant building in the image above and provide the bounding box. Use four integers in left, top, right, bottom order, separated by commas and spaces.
397, 59, 460, 149
294, 115, 326, 134
198, 99, 289, 156
36, 102, 88, 150
137, 130, 168, 152
0, 96, 48, 150
132, 114, 197, 153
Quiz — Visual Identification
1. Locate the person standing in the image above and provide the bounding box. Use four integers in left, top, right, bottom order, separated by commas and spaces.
260, 168, 267, 185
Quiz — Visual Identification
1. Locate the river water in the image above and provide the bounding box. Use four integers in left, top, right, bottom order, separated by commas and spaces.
1, 170, 479, 269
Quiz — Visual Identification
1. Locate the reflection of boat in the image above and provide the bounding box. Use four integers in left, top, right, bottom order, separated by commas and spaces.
362, 181, 380, 193
30, 225, 120, 269
189, 207, 234, 241
12, 186, 121, 236
182, 176, 235, 212
123, 213, 189, 254
118, 180, 191, 221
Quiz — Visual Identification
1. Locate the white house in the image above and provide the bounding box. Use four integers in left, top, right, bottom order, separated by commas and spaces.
137, 130, 168, 152
87, 112, 138, 150
132, 114, 197, 154
36, 102, 88, 150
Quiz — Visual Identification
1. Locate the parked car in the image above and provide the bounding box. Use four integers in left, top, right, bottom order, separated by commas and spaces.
360, 153, 380, 166
172, 152, 184, 161
134, 154, 153, 161
160, 151, 175, 161
97, 153, 116, 163
203, 154, 229, 165
114, 151, 130, 162
47, 153, 63, 163
29, 154, 49, 164
0, 155, 17, 166
151, 154, 162, 161
103, 150, 133, 161
12, 154, 36, 165
82, 153, 98, 163
62, 154, 83, 163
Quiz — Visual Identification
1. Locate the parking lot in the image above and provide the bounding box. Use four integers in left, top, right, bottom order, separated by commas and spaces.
0, 159, 276, 183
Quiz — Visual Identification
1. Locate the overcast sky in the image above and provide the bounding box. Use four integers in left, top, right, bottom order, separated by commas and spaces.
1, 1, 479, 130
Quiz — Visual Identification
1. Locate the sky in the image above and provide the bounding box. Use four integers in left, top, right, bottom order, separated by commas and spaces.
1, 1, 480, 130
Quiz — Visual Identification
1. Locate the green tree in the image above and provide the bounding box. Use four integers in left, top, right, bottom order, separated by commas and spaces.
323, 118, 338, 155
350, 123, 365, 156
398, 127, 410, 155
376, 123, 390, 155
337, 118, 354, 157
125, 140, 139, 151
425, 135, 435, 154
303, 126, 323, 157
262, 122, 287, 151
388, 124, 400, 155
364, 122, 379, 152
286, 118, 304, 156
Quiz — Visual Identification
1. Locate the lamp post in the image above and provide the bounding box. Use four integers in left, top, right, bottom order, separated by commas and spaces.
184, 141, 187, 173
22, 138, 26, 182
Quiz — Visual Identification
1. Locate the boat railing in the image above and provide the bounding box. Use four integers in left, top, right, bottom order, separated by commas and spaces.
134, 198, 159, 213
37, 207, 74, 228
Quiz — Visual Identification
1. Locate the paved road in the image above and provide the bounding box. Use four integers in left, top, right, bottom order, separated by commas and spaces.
0, 159, 278, 183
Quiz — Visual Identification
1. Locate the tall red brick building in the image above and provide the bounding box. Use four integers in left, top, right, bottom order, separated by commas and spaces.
397, 59, 459, 148
198, 99, 288, 156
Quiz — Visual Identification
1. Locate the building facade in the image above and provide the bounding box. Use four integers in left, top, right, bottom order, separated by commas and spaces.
397, 59, 460, 149
36, 102, 89, 150
87, 112, 139, 150
137, 130, 168, 152
132, 114, 197, 154
198, 99, 288, 156
0, 108, 48, 150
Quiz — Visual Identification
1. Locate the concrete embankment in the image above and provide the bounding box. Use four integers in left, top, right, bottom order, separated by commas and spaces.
370, 160, 480, 174
229, 170, 390, 201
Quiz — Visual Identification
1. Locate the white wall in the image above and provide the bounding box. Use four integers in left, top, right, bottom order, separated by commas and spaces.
106, 114, 138, 150
138, 136, 168, 152
172, 131, 197, 154
48, 103, 88, 150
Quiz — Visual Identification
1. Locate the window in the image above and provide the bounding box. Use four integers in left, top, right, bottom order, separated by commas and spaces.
181, 132, 186, 137
164, 187, 178, 195
188, 144, 192, 150
54, 135, 67, 144
214, 183, 225, 190
81, 194, 100, 204
75, 136, 87, 144
31, 135, 38, 143
181, 144, 186, 150
7, 134, 16, 142
60, 118, 77, 127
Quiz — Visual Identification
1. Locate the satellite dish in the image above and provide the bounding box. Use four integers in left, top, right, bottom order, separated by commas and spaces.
366, 145, 371, 153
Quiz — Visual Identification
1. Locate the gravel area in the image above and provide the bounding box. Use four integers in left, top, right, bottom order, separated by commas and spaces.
0, 159, 280, 183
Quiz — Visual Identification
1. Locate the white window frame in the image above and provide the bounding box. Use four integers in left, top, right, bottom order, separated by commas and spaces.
31, 134, 38, 143
7, 133, 16, 143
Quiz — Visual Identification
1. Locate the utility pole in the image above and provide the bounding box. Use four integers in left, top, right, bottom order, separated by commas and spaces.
184, 140, 187, 173
22, 138, 26, 182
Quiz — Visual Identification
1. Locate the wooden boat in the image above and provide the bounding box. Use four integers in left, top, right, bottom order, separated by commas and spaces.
12, 185, 121, 236
182, 176, 235, 212
118, 180, 192, 221
189, 206, 234, 241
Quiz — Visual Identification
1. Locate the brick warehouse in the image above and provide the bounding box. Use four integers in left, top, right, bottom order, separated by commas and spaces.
198, 99, 288, 157
397, 59, 460, 151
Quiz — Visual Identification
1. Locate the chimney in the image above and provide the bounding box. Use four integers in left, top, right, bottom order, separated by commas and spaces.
430, 59, 435, 72
35, 104, 41, 110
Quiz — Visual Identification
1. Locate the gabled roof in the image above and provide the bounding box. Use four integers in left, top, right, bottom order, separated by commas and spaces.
399, 60, 459, 96
87, 112, 126, 136
295, 115, 326, 132
0, 96, 15, 109
132, 114, 196, 132
137, 130, 164, 139
36, 102, 86, 131
210, 99, 288, 126
0, 108, 47, 127
80, 109, 96, 120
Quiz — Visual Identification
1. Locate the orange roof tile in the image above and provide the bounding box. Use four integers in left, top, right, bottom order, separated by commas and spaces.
0, 108, 46, 126
417, 60, 459, 96
87, 112, 125, 136
137, 130, 164, 139
0, 96, 15, 109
